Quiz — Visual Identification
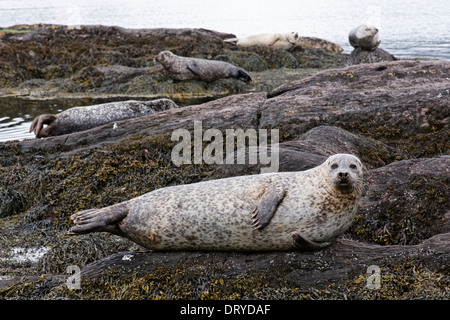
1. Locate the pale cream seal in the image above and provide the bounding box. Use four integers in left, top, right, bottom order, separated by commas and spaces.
224, 32, 299, 49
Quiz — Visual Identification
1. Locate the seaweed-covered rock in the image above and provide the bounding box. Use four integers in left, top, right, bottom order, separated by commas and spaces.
351, 156, 450, 246
0, 24, 350, 103
0, 57, 449, 299
0, 187, 24, 218
350, 47, 397, 65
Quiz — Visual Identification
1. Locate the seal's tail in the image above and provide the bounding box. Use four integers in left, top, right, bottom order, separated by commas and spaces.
68, 203, 129, 236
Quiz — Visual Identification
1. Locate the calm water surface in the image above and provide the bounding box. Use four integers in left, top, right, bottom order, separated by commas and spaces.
1, 0, 449, 142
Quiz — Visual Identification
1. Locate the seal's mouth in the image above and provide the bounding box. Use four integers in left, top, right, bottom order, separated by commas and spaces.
334, 172, 355, 193
336, 180, 353, 188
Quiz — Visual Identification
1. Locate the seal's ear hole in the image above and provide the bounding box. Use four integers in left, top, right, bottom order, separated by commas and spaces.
331, 163, 338, 169
376, 66, 387, 71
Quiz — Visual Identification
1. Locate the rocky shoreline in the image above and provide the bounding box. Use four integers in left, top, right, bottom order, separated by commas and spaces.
0, 24, 349, 103
0, 25, 449, 299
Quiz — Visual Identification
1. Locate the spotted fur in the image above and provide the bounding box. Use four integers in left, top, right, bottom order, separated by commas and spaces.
29, 99, 177, 138
69, 154, 363, 251
155, 51, 252, 83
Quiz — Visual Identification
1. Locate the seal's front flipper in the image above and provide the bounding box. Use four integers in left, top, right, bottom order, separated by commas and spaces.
251, 188, 286, 231
291, 232, 332, 251
29, 114, 56, 138
68, 202, 129, 237
372, 40, 382, 50
187, 64, 201, 77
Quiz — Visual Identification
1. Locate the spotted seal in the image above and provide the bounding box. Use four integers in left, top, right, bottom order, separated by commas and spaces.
224, 32, 299, 49
155, 51, 252, 82
294, 36, 343, 53
69, 154, 363, 251
349, 24, 381, 51
224, 33, 342, 53
29, 99, 177, 138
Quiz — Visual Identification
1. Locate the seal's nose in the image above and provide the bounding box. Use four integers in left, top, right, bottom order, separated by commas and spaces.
338, 172, 348, 178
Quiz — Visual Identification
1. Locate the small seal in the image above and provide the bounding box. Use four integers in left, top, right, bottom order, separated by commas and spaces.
224, 32, 299, 49
29, 99, 177, 138
348, 24, 381, 51
69, 154, 364, 251
155, 51, 252, 82
293, 36, 343, 53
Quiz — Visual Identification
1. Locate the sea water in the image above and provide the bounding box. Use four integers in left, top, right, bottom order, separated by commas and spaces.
0, 0, 449, 142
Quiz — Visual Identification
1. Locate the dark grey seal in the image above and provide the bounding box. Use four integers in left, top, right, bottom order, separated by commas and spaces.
349, 24, 381, 51
155, 51, 252, 83
69, 154, 363, 251
29, 99, 177, 138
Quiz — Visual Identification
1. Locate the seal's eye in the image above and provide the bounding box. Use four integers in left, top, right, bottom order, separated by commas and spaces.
331, 163, 338, 169
350, 164, 357, 169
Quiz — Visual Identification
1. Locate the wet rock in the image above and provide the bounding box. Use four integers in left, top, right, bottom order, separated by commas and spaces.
209, 125, 407, 179
352, 156, 450, 246
350, 47, 396, 65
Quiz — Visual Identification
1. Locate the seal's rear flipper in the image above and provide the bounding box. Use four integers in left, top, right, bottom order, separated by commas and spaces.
68, 203, 129, 237
223, 38, 238, 44
291, 232, 332, 251
237, 69, 252, 82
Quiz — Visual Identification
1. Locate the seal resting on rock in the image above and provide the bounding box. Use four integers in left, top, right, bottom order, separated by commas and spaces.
224, 32, 299, 49
294, 36, 343, 53
224, 33, 342, 53
29, 99, 177, 138
69, 154, 364, 251
348, 24, 396, 64
349, 24, 381, 51
155, 51, 252, 82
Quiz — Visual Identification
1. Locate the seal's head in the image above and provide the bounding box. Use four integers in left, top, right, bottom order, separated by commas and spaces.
322, 154, 363, 195
155, 51, 175, 66
287, 32, 299, 44
357, 24, 379, 43
363, 25, 379, 37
